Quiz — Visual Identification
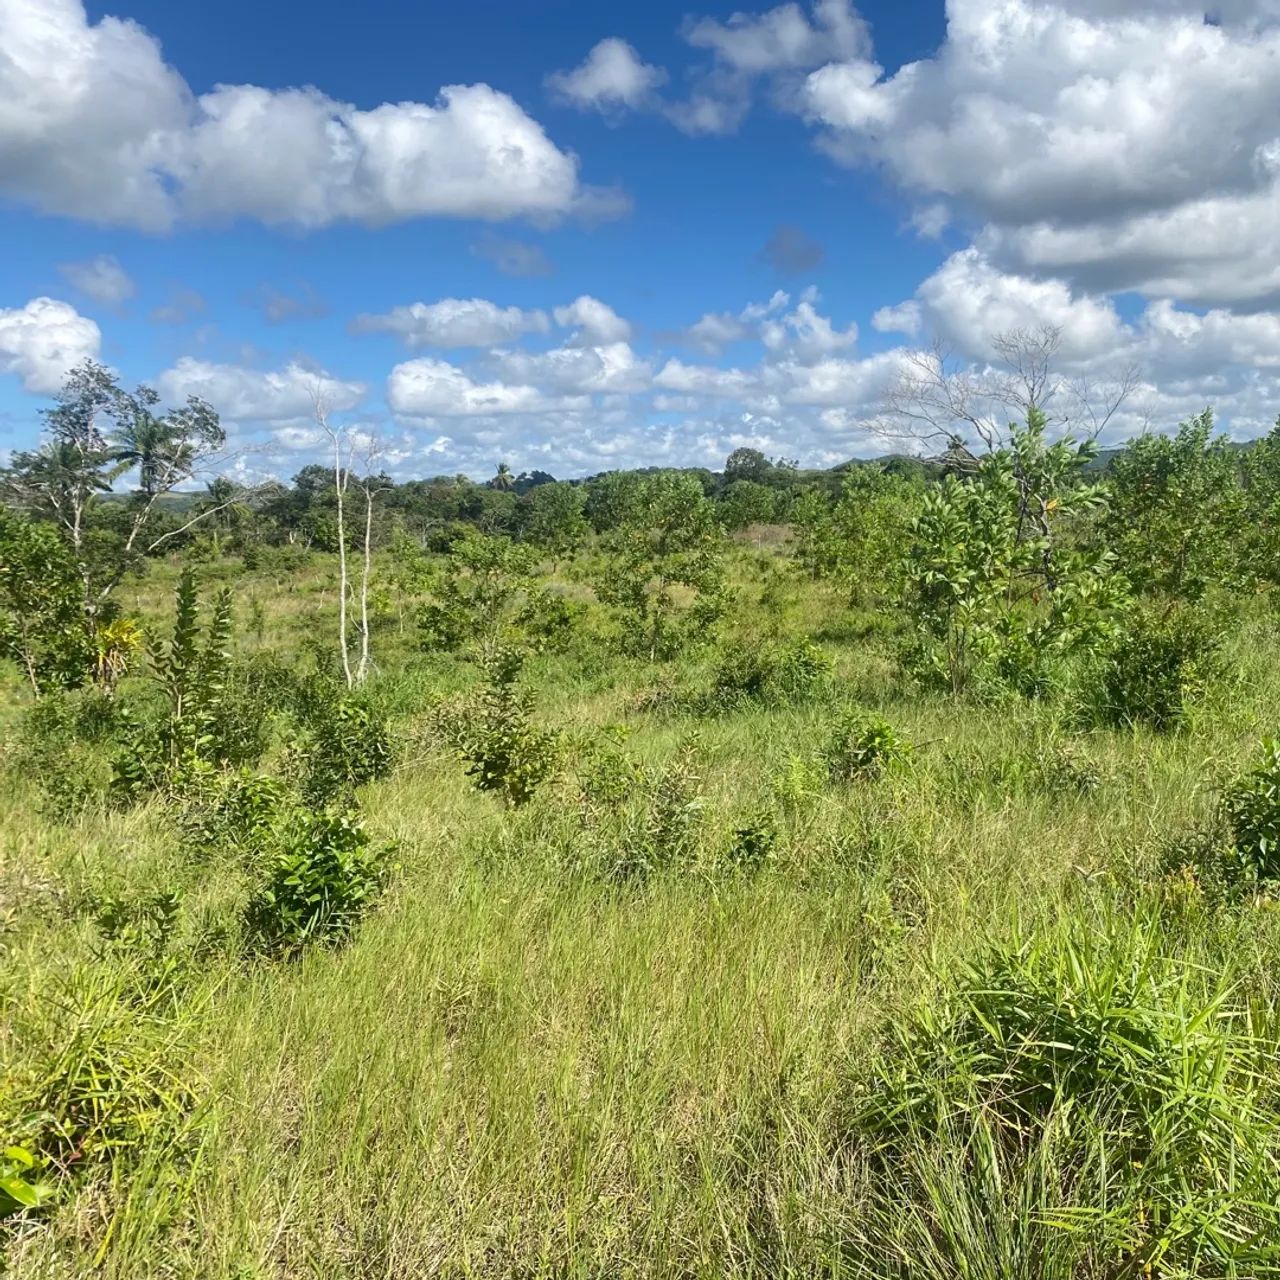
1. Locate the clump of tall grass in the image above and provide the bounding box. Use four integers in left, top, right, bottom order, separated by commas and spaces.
709, 635, 833, 709
1158, 737, 1280, 903
1, 960, 202, 1227
848, 909, 1280, 1276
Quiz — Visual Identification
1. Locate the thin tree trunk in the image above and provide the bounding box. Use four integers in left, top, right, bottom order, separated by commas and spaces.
357, 486, 374, 684
20, 631, 41, 698
333, 433, 353, 689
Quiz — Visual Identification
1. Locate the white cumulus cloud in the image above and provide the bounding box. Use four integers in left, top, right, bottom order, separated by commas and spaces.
684, 0, 870, 74
353, 298, 551, 349
0, 0, 597, 230
547, 38, 667, 114
155, 358, 365, 422
488, 342, 652, 394
800, 0, 1280, 305
553, 296, 633, 345
387, 357, 586, 417
57, 254, 135, 306
0, 297, 102, 394
760, 298, 857, 362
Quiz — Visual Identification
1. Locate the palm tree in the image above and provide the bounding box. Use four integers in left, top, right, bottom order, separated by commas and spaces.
109, 413, 188, 497
197, 476, 249, 525
195, 477, 254, 555
490, 462, 514, 492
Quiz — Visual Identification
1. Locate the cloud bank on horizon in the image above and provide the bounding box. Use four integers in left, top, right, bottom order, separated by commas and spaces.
3, 0, 1280, 480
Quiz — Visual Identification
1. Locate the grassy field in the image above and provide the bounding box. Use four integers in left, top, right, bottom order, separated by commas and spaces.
4, 542, 1280, 1278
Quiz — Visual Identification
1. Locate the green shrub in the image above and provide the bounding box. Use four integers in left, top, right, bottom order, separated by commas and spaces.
1035, 737, 1102, 797
1220, 738, 1280, 887
0, 507, 95, 695
769, 752, 825, 815
417, 531, 540, 657
573, 729, 644, 818
1092, 606, 1223, 731
301, 695, 396, 806
107, 572, 272, 806
460, 647, 560, 807
711, 641, 776, 704
724, 808, 779, 872
631, 736, 705, 878
244, 808, 391, 955
12, 689, 117, 818
94, 890, 183, 962
773, 635, 833, 699
824, 709, 911, 781
178, 769, 290, 859
710, 635, 832, 708
514, 586, 581, 654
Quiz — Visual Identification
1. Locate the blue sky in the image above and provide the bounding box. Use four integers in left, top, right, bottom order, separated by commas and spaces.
4, 0, 1280, 480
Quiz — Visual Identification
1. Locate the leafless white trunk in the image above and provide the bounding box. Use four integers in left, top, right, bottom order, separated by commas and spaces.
314, 391, 355, 687
313, 387, 386, 688
357, 480, 375, 684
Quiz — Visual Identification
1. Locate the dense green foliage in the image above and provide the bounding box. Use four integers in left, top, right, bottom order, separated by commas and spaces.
0, 508, 94, 695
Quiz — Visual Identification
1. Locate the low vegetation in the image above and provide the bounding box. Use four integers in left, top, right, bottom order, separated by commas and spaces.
4, 359, 1280, 1276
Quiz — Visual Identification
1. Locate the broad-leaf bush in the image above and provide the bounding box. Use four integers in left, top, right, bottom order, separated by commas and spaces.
1220, 738, 1280, 887
1107, 410, 1250, 602
0, 508, 95, 695
300, 693, 396, 807
417, 531, 542, 658
1090, 605, 1224, 731
596, 471, 730, 661
244, 808, 391, 955
824, 709, 912, 781
459, 646, 560, 807
901, 412, 1126, 698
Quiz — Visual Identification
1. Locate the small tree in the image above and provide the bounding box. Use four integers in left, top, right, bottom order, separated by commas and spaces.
583, 470, 643, 534
149, 568, 235, 767
1, 360, 231, 621
1107, 410, 1249, 602
195, 477, 256, 555
523, 481, 588, 567
1242, 419, 1280, 589
902, 410, 1127, 695
596, 471, 729, 661
717, 480, 779, 531
792, 465, 923, 605
723, 447, 773, 486
460, 646, 560, 807
418, 530, 541, 660
0, 508, 95, 695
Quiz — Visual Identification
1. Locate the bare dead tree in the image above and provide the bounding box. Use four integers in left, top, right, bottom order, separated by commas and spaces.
351, 442, 392, 686
876, 325, 1141, 467
879, 340, 1004, 458
312, 388, 389, 687
313, 389, 355, 688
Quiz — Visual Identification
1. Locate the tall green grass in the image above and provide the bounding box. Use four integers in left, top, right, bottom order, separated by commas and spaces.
4, 552, 1280, 1276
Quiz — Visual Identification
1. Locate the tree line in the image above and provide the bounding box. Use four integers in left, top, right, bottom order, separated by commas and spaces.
3, 357, 1280, 714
